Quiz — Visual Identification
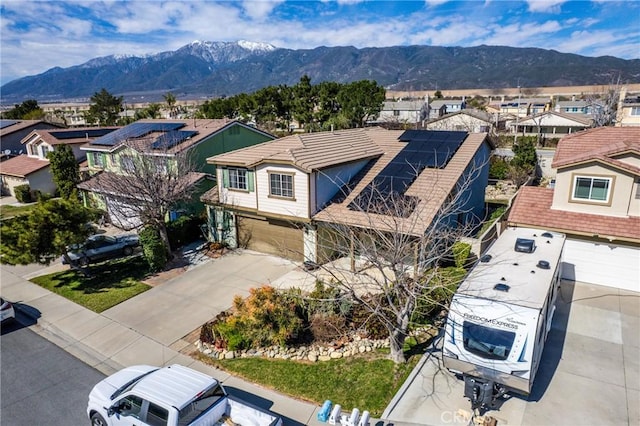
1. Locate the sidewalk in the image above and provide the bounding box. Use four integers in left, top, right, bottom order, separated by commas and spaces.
0, 259, 323, 426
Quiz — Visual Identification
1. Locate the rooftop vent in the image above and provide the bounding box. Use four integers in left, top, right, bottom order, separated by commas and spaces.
541, 232, 553, 238
515, 238, 536, 253
494, 283, 510, 292
537, 260, 550, 269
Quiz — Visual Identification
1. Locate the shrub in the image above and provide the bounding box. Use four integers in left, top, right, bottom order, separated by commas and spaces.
489, 156, 510, 180
349, 295, 388, 339
310, 313, 347, 343
14, 184, 32, 203
139, 226, 167, 271
452, 242, 472, 269
218, 286, 305, 348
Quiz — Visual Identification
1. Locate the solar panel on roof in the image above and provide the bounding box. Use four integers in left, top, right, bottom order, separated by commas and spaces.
0, 120, 18, 129
348, 130, 467, 216
49, 128, 115, 140
151, 130, 198, 150
92, 122, 185, 146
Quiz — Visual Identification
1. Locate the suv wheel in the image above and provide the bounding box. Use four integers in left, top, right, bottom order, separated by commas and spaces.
90, 412, 107, 426
78, 257, 90, 267
123, 246, 133, 256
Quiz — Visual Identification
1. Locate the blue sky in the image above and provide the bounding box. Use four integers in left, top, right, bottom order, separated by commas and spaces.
1, 0, 638, 85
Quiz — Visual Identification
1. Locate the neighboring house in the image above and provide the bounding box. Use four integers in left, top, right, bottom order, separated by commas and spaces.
426, 109, 503, 133
500, 97, 551, 118
427, 99, 466, 119
77, 119, 275, 229
0, 127, 118, 197
373, 100, 427, 126
508, 127, 640, 292
513, 111, 593, 137
554, 99, 602, 117
0, 119, 62, 156
202, 128, 493, 263
41, 103, 92, 127
616, 94, 640, 127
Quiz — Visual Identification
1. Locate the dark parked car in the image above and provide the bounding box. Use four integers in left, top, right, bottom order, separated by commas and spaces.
63, 234, 140, 267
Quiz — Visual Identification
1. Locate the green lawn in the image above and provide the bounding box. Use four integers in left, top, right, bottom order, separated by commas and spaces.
0, 203, 37, 219
197, 340, 428, 417
30, 256, 151, 313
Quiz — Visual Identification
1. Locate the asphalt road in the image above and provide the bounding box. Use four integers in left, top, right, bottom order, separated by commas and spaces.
1, 311, 106, 426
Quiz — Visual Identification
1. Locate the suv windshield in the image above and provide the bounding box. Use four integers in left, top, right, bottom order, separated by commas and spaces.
463, 321, 516, 361
110, 369, 159, 400
178, 384, 226, 426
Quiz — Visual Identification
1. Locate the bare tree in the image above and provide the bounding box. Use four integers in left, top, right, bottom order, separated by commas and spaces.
309, 163, 484, 363
586, 77, 621, 127
90, 138, 202, 254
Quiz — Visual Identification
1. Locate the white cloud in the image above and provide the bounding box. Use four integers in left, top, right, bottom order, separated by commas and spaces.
526, 0, 567, 13
241, 0, 285, 21
425, 0, 450, 6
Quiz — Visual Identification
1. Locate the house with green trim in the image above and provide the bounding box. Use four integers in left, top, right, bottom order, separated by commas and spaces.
77, 119, 275, 229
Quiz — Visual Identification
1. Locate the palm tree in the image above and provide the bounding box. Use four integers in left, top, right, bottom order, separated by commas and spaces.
163, 92, 177, 118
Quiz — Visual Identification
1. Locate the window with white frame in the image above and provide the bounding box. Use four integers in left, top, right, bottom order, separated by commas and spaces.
41, 145, 51, 158
630, 106, 640, 116
269, 172, 294, 198
572, 176, 612, 202
228, 168, 247, 190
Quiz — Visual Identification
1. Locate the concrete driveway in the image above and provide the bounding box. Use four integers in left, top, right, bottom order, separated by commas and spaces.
101, 250, 299, 348
382, 280, 640, 425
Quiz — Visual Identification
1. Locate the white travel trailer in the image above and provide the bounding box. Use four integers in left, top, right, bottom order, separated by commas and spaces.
443, 227, 565, 408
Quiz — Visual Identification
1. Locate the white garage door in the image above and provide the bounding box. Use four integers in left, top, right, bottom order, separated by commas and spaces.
106, 197, 143, 230
562, 239, 640, 292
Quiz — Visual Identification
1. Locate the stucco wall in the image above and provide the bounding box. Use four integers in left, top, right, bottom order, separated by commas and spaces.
256, 164, 309, 218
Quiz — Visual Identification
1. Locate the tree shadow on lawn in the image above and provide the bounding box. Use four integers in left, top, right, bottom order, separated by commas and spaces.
53, 256, 151, 294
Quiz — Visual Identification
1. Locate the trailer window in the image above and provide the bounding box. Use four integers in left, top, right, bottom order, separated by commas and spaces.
463, 321, 516, 361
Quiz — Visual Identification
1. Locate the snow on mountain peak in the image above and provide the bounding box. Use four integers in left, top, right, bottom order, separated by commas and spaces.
237, 40, 276, 52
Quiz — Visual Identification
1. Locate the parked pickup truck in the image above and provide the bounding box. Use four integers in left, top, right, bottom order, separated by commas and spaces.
87, 364, 283, 426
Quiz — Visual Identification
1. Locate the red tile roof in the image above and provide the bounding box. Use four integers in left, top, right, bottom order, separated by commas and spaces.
22, 127, 120, 146
552, 127, 640, 173
0, 155, 49, 177
508, 186, 640, 243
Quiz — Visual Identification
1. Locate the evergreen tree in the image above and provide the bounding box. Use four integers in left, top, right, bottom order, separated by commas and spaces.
86, 88, 123, 126
48, 145, 80, 199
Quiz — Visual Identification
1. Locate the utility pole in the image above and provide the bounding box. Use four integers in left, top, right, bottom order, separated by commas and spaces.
514, 80, 521, 145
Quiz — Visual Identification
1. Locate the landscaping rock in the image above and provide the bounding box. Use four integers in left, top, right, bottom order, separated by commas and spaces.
225, 351, 235, 359
318, 355, 331, 362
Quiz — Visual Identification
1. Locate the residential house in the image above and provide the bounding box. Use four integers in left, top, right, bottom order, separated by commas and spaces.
202, 128, 493, 263
0, 127, 118, 197
426, 109, 504, 133
616, 94, 640, 127
0, 119, 62, 156
513, 111, 593, 137
554, 99, 602, 117
373, 99, 427, 127
77, 119, 275, 229
508, 127, 640, 291
427, 99, 466, 120
499, 97, 551, 118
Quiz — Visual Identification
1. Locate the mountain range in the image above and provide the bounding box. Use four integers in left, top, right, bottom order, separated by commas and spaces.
2, 41, 639, 104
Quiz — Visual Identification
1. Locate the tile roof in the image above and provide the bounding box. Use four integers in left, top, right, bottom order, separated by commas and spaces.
552, 127, 640, 174
508, 186, 640, 243
78, 171, 207, 198
0, 120, 60, 137
313, 132, 489, 235
0, 154, 49, 177
84, 119, 273, 154
208, 127, 386, 172
21, 127, 120, 146
429, 108, 494, 124
518, 110, 593, 126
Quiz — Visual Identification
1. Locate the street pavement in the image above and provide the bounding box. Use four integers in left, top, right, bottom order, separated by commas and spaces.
0, 250, 330, 426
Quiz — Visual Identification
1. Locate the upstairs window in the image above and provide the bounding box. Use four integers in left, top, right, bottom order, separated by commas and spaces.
572, 176, 612, 203
121, 156, 135, 173
269, 172, 294, 199
222, 168, 253, 192
91, 152, 104, 168
630, 106, 640, 116
228, 168, 247, 190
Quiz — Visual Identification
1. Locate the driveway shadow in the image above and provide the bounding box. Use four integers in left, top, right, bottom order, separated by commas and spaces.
517, 279, 576, 402
224, 385, 305, 426
1, 302, 41, 335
